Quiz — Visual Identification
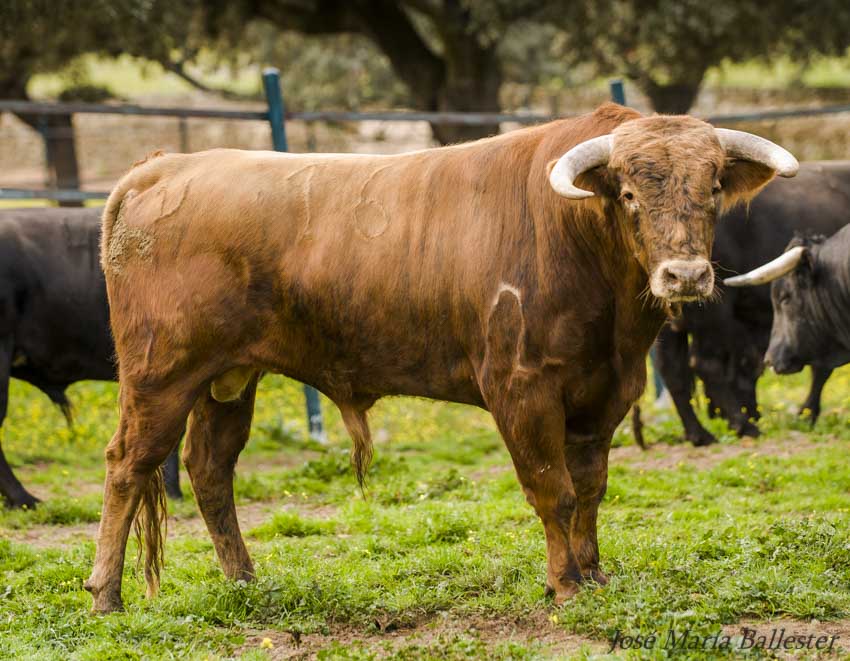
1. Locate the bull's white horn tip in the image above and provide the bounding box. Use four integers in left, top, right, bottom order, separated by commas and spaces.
776, 155, 800, 178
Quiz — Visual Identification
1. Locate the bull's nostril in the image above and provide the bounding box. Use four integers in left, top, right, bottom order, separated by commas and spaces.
663, 270, 679, 284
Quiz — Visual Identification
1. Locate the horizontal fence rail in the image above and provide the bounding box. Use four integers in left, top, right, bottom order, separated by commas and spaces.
4, 94, 850, 204
0, 99, 554, 125
0, 188, 108, 201
5, 99, 850, 127
0, 100, 269, 121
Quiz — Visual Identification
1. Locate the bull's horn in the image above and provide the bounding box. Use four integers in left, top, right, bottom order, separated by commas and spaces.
549, 134, 614, 199
723, 246, 805, 287
715, 128, 799, 178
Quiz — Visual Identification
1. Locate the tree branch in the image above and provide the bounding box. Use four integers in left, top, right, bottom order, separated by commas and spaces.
162, 59, 259, 101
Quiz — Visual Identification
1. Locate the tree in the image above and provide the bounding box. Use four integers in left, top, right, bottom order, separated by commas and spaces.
203, 0, 548, 144
0, 0, 199, 203
562, 0, 850, 114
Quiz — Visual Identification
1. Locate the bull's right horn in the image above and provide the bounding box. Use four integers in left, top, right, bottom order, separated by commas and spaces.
723, 246, 805, 287
715, 128, 799, 178
549, 134, 614, 199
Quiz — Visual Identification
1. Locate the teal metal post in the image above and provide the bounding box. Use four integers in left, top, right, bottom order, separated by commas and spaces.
609, 79, 626, 106
262, 67, 326, 441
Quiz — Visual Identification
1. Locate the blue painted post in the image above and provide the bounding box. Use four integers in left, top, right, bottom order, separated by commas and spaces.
609, 79, 626, 106
610, 77, 665, 400
262, 67, 326, 442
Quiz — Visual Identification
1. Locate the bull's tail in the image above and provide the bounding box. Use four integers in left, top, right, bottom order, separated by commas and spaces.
134, 465, 167, 599
43, 387, 73, 428
631, 405, 646, 450
339, 404, 373, 490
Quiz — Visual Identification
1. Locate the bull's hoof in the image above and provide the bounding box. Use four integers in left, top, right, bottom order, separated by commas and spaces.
84, 579, 124, 614
735, 421, 760, 439
688, 431, 717, 447
5, 491, 40, 510
545, 581, 581, 604
585, 568, 609, 586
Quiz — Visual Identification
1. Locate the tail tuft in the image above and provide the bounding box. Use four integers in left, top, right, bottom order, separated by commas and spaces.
631, 405, 646, 450
134, 466, 167, 599
340, 405, 373, 491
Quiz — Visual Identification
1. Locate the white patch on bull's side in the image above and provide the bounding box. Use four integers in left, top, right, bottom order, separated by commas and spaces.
489, 283, 534, 385
492, 282, 523, 309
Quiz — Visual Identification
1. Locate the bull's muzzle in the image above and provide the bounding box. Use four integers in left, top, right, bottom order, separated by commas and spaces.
651, 259, 714, 302
764, 347, 803, 375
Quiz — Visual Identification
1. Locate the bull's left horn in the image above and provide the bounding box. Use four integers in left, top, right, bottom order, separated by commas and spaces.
715, 128, 799, 178
723, 246, 805, 287
549, 134, 614, 199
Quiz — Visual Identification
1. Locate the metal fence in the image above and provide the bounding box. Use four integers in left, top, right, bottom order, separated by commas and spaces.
4, 76, 850, 202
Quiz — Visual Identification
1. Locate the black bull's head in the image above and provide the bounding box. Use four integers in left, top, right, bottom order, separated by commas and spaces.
724, 233, 850, 373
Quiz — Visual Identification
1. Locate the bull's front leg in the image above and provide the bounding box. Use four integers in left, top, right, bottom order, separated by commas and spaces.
482, 288, 588, 602
491, 395, 584, 603
563, 435, 610, 585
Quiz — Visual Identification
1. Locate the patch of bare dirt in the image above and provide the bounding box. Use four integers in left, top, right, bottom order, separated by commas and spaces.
719, 619, 850, 658
613, 431, 838, 472
236, 612, 607, 659
236, 617, 850, 659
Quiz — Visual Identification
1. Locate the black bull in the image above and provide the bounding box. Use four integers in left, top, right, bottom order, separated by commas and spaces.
763, 225, 850, 374
0, 208, 181, 507
649, 161, 850, 446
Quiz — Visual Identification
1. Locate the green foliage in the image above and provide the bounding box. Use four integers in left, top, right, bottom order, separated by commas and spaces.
1, 366, 850, 657
561, 0, 850, 111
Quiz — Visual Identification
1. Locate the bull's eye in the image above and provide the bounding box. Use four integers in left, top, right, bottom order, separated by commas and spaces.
622, 191, 634, 201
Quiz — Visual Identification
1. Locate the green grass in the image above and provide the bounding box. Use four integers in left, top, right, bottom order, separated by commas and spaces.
1, 364, 849, 659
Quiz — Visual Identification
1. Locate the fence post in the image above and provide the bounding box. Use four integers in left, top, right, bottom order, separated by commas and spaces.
609, 79, 626, 106
262, 67, 326, 442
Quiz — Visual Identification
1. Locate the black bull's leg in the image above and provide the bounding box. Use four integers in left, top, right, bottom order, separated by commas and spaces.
0, 339, 40, 508
163, 442, 183, 500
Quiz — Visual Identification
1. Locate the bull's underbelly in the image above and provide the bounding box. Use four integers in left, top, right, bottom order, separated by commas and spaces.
252, 314, 486, 407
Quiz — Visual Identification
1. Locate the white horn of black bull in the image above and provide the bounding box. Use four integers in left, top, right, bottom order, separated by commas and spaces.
548, 134, 614, 199
714, 128, 799, 178
723, 246, 806, 287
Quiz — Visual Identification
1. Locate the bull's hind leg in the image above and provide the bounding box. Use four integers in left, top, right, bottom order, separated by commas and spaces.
85, 380, 199, 613
182, 372, 259, 582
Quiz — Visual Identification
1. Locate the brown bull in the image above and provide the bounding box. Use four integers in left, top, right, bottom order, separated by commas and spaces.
85, 104, 797, 612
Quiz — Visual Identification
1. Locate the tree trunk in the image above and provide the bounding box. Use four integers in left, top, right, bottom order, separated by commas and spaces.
3, 72, 83, 207
430, 38, 502, 145
643, 80, 702, 115
355, 0, 501, 145
42, 113, 82, 206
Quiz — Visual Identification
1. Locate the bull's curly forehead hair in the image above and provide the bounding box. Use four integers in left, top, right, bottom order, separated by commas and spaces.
607, 115, 725, 183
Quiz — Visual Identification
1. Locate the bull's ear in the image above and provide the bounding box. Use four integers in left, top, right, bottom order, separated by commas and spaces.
797, 247, 816, 281
719, 159, 776, 213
